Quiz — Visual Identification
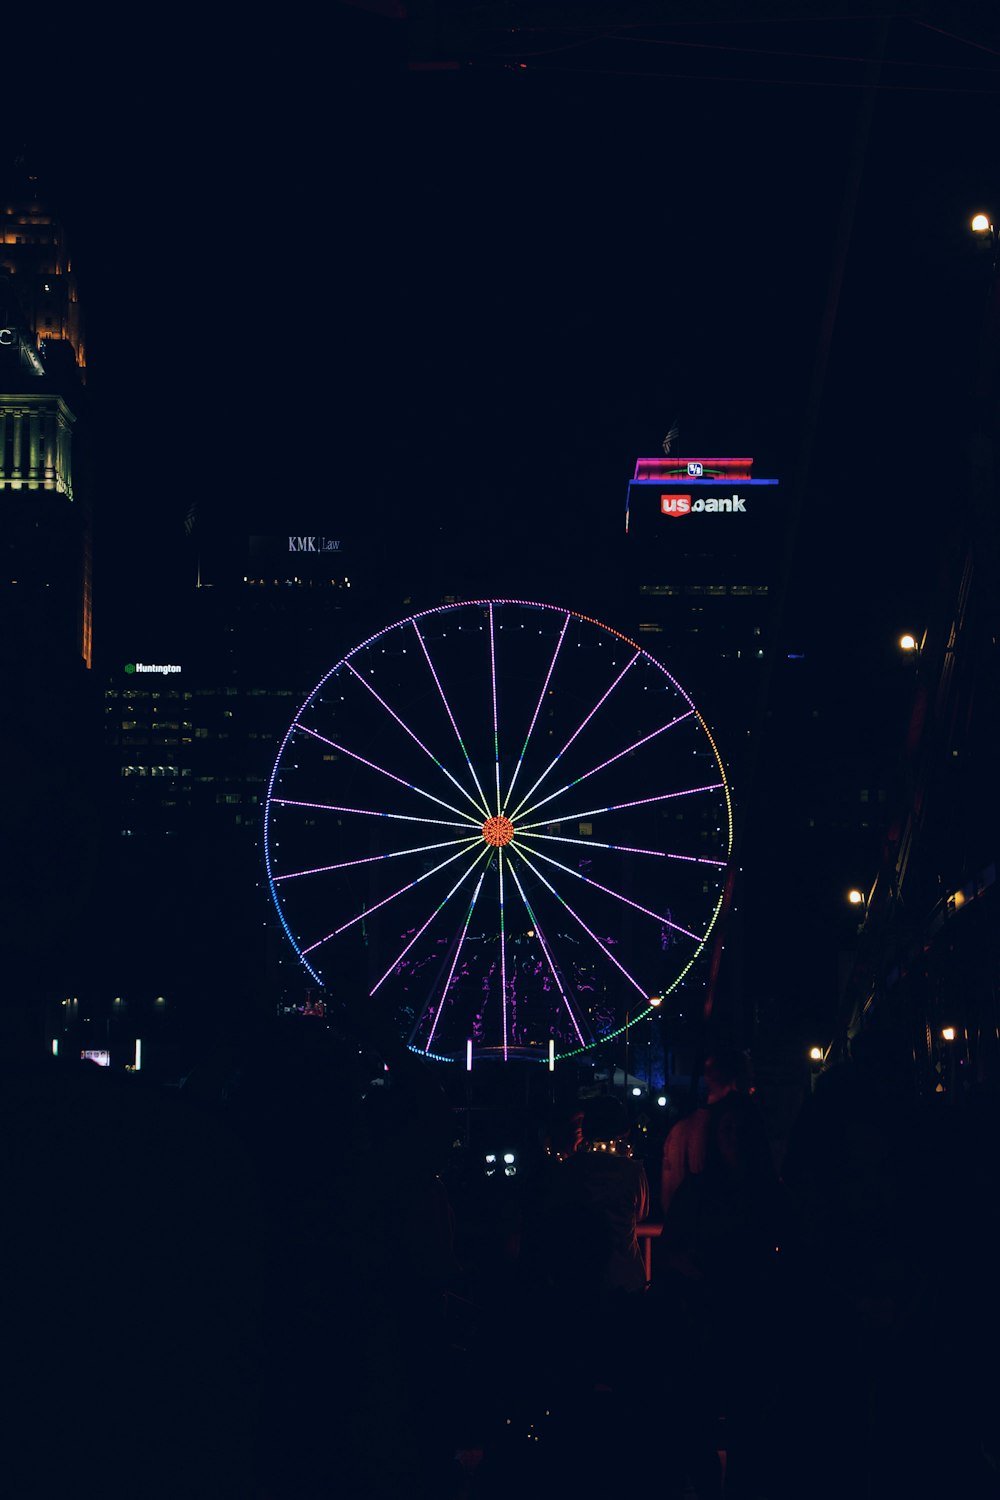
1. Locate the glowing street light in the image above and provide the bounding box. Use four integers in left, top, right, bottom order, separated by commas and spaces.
970, 212, 997, 275
847, 888, 866, 907
809, 1046, 824, 1063
899, 633, 919, 653
941, 1026, 956, 1042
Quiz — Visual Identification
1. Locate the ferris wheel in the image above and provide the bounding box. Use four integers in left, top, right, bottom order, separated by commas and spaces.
264, 600, 732, 1063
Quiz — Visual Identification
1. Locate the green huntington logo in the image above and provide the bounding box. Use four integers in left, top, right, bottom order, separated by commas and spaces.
125, 662, 182, 676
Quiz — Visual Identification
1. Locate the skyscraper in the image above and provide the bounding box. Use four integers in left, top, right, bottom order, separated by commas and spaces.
0, 179, 90, 673
1, 177, 98, 1002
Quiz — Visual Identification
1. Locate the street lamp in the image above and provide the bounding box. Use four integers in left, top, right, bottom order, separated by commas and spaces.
847, 888, 866, 908
898, 633, 919, 654
971, 212, 997, 274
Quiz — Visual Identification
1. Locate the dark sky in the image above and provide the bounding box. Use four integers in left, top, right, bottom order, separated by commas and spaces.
16, 2, 987, 647
11, 8, 995, 592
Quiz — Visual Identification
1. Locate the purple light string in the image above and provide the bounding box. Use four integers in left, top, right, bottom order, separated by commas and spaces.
508, 652, 640, 820
507, 863, 586, 1047
425, 867, 488, 1054
518, 842, 705, 943
370, 845, 491, 996
513, 844, 651, 1000
517, 781, 725, 833
412, 620, 491, 816
502, 610, 570, 811
301, 843, 477, 956
294, 723, 481, 826
517, 830, 726, 866
274, 834, 480, 883
516, 709, 696, 822
344, 661, 487, 818
269, 797, 473, 830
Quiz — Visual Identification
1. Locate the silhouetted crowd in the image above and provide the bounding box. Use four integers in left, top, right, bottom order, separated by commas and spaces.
4, 1012, 1000, 1498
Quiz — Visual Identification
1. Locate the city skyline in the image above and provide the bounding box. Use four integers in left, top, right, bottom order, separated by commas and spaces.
3, 2, 997, 1074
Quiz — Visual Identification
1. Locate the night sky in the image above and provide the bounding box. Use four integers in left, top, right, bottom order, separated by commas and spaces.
16, 5, 991, 620
7, 1, 998, 1042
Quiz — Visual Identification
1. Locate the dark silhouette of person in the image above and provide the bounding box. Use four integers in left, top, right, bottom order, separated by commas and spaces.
558, 1094, 650, 1297
659, 1048, 781, 1500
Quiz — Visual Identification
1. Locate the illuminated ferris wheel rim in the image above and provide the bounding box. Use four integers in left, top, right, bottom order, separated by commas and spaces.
263, 598, 734, 1063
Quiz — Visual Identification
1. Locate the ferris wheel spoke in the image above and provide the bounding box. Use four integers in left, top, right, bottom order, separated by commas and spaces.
502, 609, 570, 813
498, 844, 509, 1059
517, 781, 726, 833
412, 620, 492, 817
372, 844, 492, 998
300, 842, 483, 956
514, 841, 706, 942
489, 604, 502, 818
294, 723, 482, 826
342, 661, 487, 819
423, 865, 489, 1053
516, 708, 696, 823
273, 834, 481, 883
269, 797, 475, 830
518, 830, 727, 866
512, 844, 652, 1001
507, 862, 589, 1048
507, 652, 640, 821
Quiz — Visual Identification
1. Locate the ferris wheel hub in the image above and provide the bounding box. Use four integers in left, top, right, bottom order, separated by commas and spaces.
482, 814, 515, 847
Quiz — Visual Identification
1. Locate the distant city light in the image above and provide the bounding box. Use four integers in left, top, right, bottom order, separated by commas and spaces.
631, 1086, 642, 1097
941, 1027, 956, 1042
656, 1095, 668, 1107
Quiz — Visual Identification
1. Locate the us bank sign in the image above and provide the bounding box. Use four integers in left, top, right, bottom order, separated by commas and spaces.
660, 493, 748, 517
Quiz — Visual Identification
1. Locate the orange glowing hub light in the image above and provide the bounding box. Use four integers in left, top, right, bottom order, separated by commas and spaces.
482, 815, 515, 847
